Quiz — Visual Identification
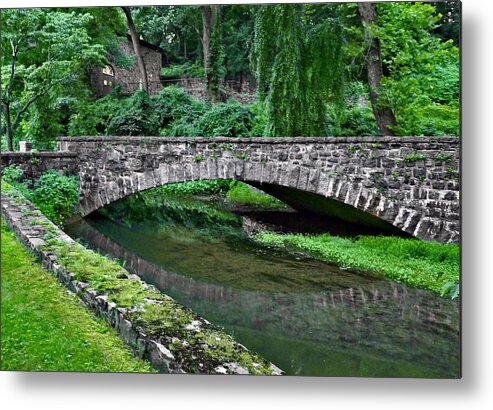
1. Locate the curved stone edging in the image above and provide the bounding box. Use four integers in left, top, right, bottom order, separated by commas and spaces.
1, 189, 283, 375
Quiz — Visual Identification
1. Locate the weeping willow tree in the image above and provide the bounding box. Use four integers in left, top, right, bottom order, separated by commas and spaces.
251, 4, 345, 137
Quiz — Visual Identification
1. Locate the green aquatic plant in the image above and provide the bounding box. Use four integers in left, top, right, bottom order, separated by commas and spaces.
254, 232, 459, 298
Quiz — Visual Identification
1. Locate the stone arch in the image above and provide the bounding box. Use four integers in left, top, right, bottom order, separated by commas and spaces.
59, 136, 458, 243
79, 160, 426, 240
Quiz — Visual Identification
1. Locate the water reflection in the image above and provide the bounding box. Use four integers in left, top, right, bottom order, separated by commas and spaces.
65, 200, 460, 377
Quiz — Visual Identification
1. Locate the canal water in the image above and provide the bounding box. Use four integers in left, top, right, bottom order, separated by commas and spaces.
65, 193, 460, 377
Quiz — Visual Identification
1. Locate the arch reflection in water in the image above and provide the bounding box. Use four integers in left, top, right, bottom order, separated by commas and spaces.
65, 201, 459, 377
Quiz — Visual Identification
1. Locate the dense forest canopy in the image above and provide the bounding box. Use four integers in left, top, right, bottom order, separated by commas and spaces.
1, 2, 460, 151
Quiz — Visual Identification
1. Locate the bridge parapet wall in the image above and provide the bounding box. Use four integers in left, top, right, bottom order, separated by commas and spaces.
0, 151, 79, 184
57, 136, 459, 243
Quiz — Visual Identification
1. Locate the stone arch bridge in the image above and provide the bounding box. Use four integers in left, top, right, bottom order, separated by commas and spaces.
2, 136, 459, 243
57, 136, 459, 243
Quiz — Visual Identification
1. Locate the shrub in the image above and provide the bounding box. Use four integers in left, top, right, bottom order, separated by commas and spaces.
327, 82, 380, 137
68, 86, 265, 139
106, 91, 161, 136
328, 104, 380, 136
29, 170, 79, 225
162, 98, 256, 138
154, 86, 207, 132
161, 62, 205, 78
192, 101, 254, 137
1, 164, 25, 186
68, 93, 122, 136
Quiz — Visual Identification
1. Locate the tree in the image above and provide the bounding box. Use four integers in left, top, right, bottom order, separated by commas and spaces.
433, 1, 460, 46
203, 5, 224, 103
358, 2, 397, 136
121, 6, 149, 93
251, 4, 344, 136
222, 5, 256, 80
132, 6, 202, 64
1, 9, 106, 150
373, 2, 459, 136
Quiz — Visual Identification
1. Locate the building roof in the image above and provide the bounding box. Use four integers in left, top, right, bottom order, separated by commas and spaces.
125, 34, 164, 54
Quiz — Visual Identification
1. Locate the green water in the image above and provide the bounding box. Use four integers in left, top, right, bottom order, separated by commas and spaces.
65, 195, 460, 377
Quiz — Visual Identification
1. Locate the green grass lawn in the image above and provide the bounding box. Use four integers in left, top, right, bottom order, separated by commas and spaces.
254, 232, 460, 298
1, 224, 155, 373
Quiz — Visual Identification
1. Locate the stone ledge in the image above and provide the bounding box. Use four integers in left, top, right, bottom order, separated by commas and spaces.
57, 136, 460, 145
1, 152, 78, 158
1, 189, 283, 375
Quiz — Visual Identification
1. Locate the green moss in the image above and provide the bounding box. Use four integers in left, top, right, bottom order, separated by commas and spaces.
403, 154, 427, 162
38, 233, 276, 374
202, 330, 273, 375
433, 153, 452, 161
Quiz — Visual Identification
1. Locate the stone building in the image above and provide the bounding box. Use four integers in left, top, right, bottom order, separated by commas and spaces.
90, 35, 166, 97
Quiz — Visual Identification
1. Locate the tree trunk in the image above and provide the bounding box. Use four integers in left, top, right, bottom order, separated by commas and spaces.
201, 6, 213, 72
3, 103, 13, 151
122, 6, 149, 93
203, 5, 223, 104
358, 2, 396, 136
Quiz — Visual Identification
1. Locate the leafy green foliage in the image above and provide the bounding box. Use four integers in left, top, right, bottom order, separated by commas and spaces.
1, 165, 26, 188
222, 5, 256, 79
226, 181, 287, 209
132, 5, 203, 64
69, 86, 261, 138
161, 62, 205, 78
373, 2, 459, 136
254, 232, 459, 298
29, 171, 79, 225
167, 100, 254, 137
68, 92, 124, 136
106, 91, 161, 136
2, 167, 79, 225
403, 154, 427, 162
160, 180, 231, 195
327, 81, 380, 136
251, 4, 345, 136
1, 9, 108, 149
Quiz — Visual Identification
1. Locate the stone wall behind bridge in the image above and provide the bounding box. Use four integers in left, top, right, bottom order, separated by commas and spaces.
0, 152, 78, 185
57, 136, 460, 243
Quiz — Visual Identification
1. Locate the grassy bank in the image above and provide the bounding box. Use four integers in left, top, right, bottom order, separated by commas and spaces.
254, 232, 459, 298
153, 179, 287, 209
1, 223, 155, 373
226, 181, 287, 209
1, 181, 279, 374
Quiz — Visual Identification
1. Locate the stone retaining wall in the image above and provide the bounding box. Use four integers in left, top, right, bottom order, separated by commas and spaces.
1, 188, 282, 375
0, 152, 78, 184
